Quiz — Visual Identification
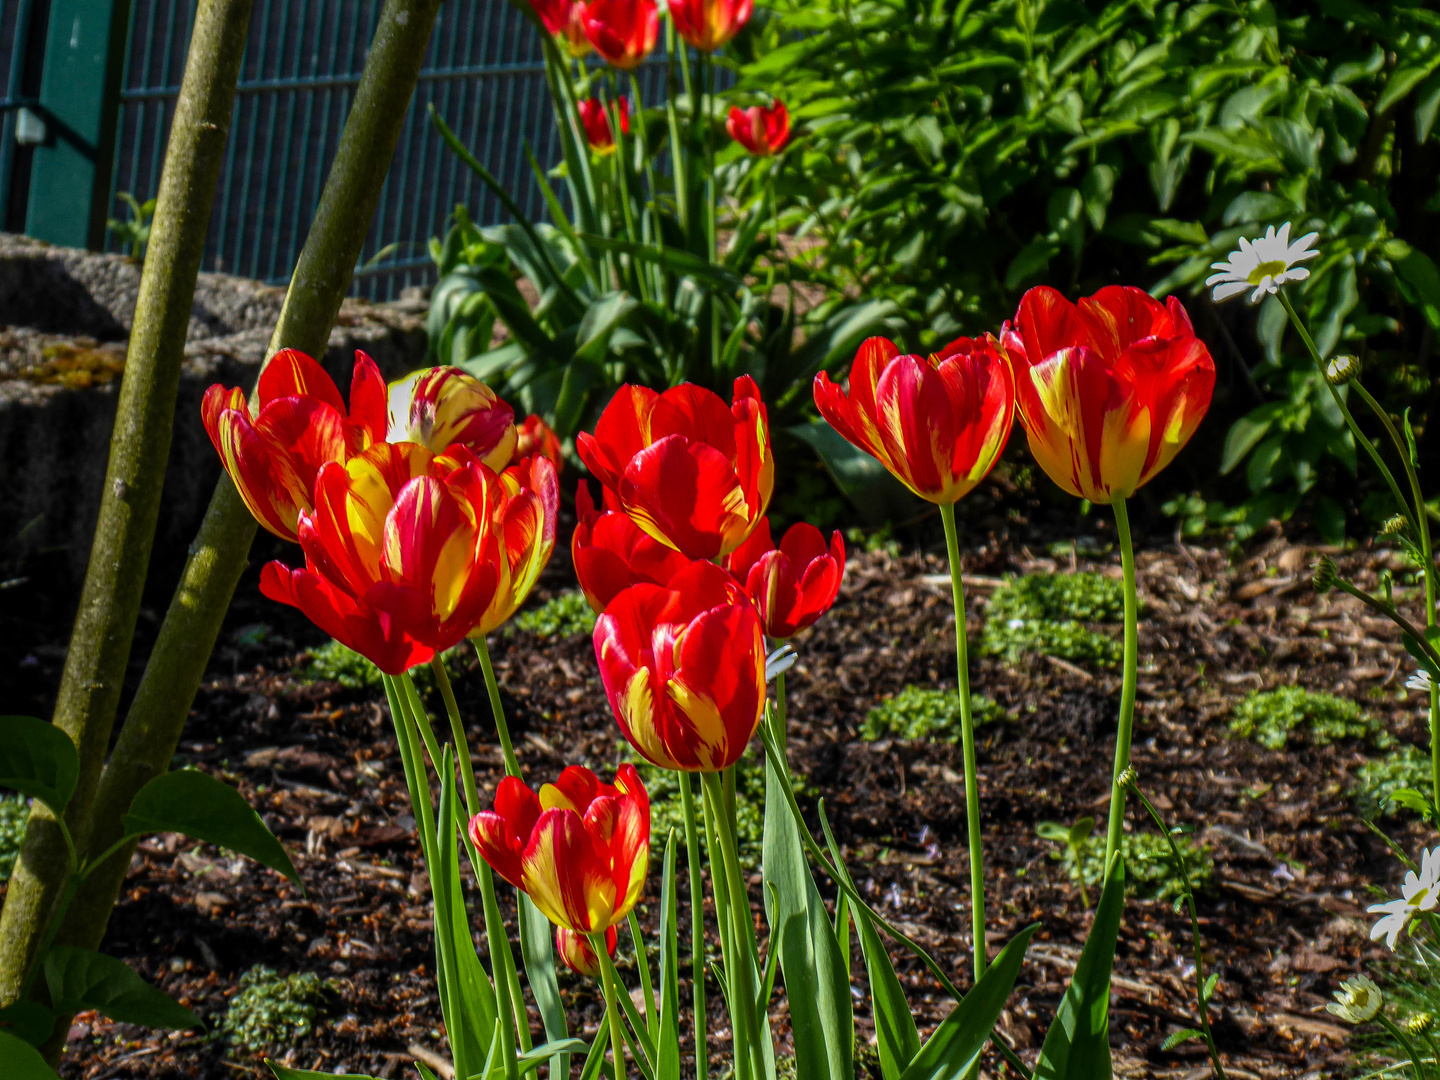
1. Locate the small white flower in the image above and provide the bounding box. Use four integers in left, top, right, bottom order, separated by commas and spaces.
1368, 846, 1440, 949
765, 644, 797, 682
1408, 669, 1433, 694
1326, 974, 1384, 1023
1206, 222, 1320, 304
1007, 618, 1025, 630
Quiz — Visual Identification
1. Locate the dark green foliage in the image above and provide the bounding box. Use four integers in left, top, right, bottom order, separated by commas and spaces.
859, 685, 1005, 743
1229, 686, 1391, 750
220, 966, 328, 1055
981, 573, 1123, 666
1069, 831, 1213, 901
1354, 744, 1432, 814
639, 754, 766, 867
511, 591, 598, 638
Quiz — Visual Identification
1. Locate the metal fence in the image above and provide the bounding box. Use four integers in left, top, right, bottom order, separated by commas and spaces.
8, 0, 670, 300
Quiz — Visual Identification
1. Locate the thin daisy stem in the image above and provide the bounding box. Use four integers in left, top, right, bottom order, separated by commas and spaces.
1375, 1013, 1428, 1080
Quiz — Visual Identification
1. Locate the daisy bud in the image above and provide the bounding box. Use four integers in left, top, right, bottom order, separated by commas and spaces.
1326, 975, 1383, 1024
1312, 555, 1338, 593
1117, 766, 1138, 790
1383, 515, 1409, 536
1325, 355, 1361, 386
1408, 1012, 1433, 1035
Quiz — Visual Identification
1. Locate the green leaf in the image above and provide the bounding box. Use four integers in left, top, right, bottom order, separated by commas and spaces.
520, 894, 570, 1080
1160, 1028, 1203, 1051
854, 900, 920, 1080
1068, 817, 1095, 845
266, 1065, 377, 1080
896, 925, 1038, 1080
1395, 249, 1440, 330
0, 1001, 56, 1046
1035, 821, 1070, 842
1402, 632, 1440, 681
0, 1031, 62, 1079
1200, 971, 1219, 1004
1376, 58, 1440, 117
789, 420, 919, 527
656, 832, 682, 1080
1390, 788, 1436, 820
0, 715, 79, 816
429, 748, 486, 1079
122, 768, 300, 887
1416, 71, 1440, 143
44, 947, 201, 1030
1033, 854, 1127, 1079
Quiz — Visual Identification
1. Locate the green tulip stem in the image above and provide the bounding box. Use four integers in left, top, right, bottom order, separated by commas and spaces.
594, 932, 630, 1080
701, 51, 721, 378
430, 655, 481, 818
628, 72, 663, 258
938, 501, 986, 982
1101, 496, 1139, 880
772, 665, 789, 766
679, 773, 709, 1080
475, 638, 522, 778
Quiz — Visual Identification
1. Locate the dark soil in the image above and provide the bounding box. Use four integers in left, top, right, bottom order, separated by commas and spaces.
10, 497, 1422, 1080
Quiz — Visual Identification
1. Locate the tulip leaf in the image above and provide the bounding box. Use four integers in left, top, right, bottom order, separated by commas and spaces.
896, 924, 1038, 1080
0, 715, 79, 817
0, 1031, 62, 1079
789, 421, 920, 527
656, 831, 683, 1080
121, 768, 299, 886
854, 902, 921, 1080
1032, 853, 1127, 1079
43, 947, 201, 1030
0, 1001, 56, 1047
519, 893, 570, 1080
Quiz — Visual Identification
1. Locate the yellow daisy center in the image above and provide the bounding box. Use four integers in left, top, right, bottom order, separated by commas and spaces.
1246, 259, 1288, 285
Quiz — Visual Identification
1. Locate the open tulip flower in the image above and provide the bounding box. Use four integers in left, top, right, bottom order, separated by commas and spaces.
258, 442, 511, 674
515, 413, 565, 472
724, 517, 845, 639
594, 560, 766, 772
581, 0, 659, 70
202, 349, 387, 542
387, 366, 518, 471
469, 764, 650, 934
814, 335, 1015, 504
578, 96, 630, 155
670, 0, 752, 52
726, 101, 790, 157
573, 482, 691, 614
468, 453, 561, 637
1000, 286, 1215, 504
576, 377, 773, 559
556, 924, 617, 977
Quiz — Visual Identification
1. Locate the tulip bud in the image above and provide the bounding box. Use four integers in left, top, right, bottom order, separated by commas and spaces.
557, 925, 617, 977
1325, 355, 1361, 386
1409, 1012, 1434, 1036
1312, 555, 1338, 593
1382, 515, 1408, 536
1116, 766, 1138, 790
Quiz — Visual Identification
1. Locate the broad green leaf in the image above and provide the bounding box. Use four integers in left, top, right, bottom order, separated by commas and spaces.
1032, 854, 1127, 1079
0, 1031, 62, 1079
789, 420, 919, 527
520, 895, 570, 1080
1396, 249, 1440, 330
0, 715, 79, 815
267, 1065, 377, 1080
122, 768, 299, 886
44, 947, 200, 1030
1376, 58, 1440, 118
656, 833, 682, 1080
896, 925, 1038, 1080
1389, 788, 1436, 819
429, 749, 485, 1079
1417, 71, 1440, 143
1220, 403, 1284, 474
854, 902, 920, 1080
0, 1001, 55, 1046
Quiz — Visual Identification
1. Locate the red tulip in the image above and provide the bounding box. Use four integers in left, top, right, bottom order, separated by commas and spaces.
576, 377, 774, 559
726, 102, 790, 156
387, 366, 517, 471
202, 349, 386, 541
594, 561, 765, 772
573, 482, 692, 614
259, 442, 506, 674
669, 0, 752, 52
724, 517, 844, 639
469, 454, 561, 637
469, 764, 650, 933
514, 414, 565, 473
556, 925, 617, 977
577, 97, 631, 155
581, 0, 659, 70
1000, 286, 1216, 504
527, 0, 592, 54
813, 335, 1015, 504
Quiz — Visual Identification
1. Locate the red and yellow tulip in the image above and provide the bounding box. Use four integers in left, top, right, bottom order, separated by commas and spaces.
724, 517, 844, 639
669, 0, 752, 52
387, 366, 517, 471
556, 925, 617, 977
593, 561, 765, 772
1000, 286, 1215, 504
578, 97, 630, 155
581, 0, 659, 70
202, 349, 387, 542
469, 454, 561, 637
573, 482, 691, 615
576, 377, 773, 560
527, 0, 592, 55
813, 335, 1015, 505
515, 413, 565, 473
726, 102, 790, 157
469, 765, 650, 934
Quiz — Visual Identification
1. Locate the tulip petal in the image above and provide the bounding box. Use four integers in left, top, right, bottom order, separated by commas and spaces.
620, 434, 751, 559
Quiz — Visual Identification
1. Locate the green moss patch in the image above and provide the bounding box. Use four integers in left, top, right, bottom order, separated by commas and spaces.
1229, 686, 1391, 750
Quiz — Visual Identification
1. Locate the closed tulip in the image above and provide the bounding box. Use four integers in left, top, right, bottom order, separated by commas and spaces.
581, 0, 659, 70
577, 97, 630, 155
726, 101, 790, 156
469, 454, 561, 637
724, 517, 844, 639
594, 561, 766, 772
813, 335, 1015, 505
469, 764, 650, 934
202, 349, 387, 541
387, 366, 517, 471
576, 377, 773, 559
527, 0, 592, 54
669, 0, 752, 52
258, 442, 507, 674
1000, 285, 1215, 504
573, 482, 691, 614
556, 925, 617, 977
515, 413, 565, 472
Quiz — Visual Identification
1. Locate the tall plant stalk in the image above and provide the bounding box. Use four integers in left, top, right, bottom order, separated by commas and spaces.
0, 0, 257, 1016
1101, 497, 1140, 878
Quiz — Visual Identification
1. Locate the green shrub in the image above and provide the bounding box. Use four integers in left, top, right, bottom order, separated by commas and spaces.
637, 753, 766, 869
297, 639, 384, 690
980, 573, 1123, 667
859, 685, 1005, 743
1070, 831, 1214, 901
1355, 744, 1433, 814
1230, 686, 1391, 751
0, 794, 29, 880
220, 966, 328, 1054
511, 591, 597, 638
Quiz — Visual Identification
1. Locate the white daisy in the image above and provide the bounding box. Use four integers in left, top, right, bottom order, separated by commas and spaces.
1408, 669, 1433, 694
1368, 846, 1440, 949
1326, 974, 1384, 1023
1206, 222, 1320, 304
765, 644, 797, 682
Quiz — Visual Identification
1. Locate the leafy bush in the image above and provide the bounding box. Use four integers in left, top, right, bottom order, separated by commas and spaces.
981, 573, 1123, 667
740, 0, 1440, 531
859, 685, 1005, 742
1070, 830, 1214, 901
511, 590, 598, 638
0, 794, 29, 880
1355, 744, 1433, 814
1229, 686, 1392, 750
298, 639, 384, 690
220, 966, 328, 1054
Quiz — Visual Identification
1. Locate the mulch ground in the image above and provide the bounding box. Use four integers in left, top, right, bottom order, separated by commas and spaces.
10, 493, 1427, 1080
